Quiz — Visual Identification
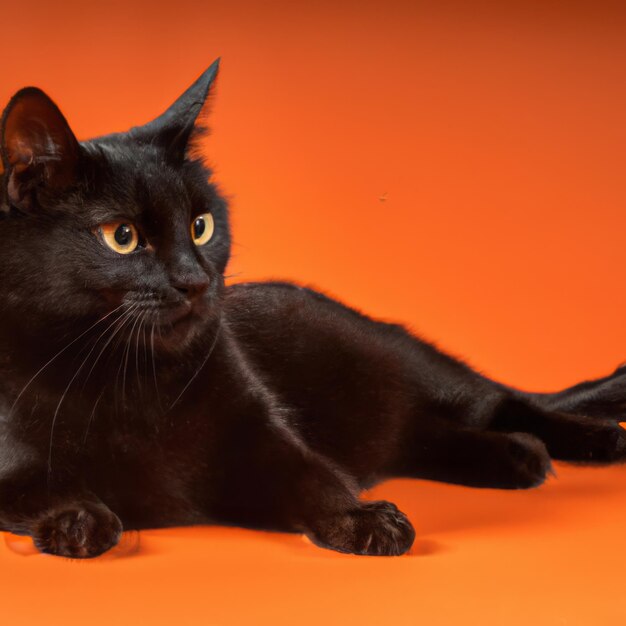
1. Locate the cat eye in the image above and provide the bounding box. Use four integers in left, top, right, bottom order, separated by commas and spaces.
98, 222, 140, 255
191, 213, 214, 246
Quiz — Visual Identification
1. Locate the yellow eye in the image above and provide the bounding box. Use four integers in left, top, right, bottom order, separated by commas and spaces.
99, 222, 140, 255
191, 213, 214, 246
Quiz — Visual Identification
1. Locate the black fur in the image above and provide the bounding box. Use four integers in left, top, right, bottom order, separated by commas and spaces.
1, 59, 625, 558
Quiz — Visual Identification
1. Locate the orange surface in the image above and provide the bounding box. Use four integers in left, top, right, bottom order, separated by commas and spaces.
2, 1, 626, 624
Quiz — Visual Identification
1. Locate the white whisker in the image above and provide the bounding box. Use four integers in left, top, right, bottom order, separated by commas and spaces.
169, 321, 222, 411
47, 303, 138, 477
9, 303, 126, 418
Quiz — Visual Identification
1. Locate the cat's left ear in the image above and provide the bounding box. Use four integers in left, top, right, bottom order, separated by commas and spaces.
1, 88, 80, 211
129, 58, 220, 162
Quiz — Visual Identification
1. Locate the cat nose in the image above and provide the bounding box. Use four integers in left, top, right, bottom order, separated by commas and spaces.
171, 274, 210, 300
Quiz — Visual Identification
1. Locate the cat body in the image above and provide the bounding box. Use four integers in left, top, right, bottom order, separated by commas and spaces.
1, 60, 625, 558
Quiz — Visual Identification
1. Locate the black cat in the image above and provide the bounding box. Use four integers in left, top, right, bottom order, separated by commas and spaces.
1, 59, 625, 558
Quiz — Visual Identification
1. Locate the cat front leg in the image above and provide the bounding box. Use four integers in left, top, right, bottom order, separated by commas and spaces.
213, 415, 415, 556
0, 469, 122, 558
203, 329, 416, 556
285, 453, 416, 556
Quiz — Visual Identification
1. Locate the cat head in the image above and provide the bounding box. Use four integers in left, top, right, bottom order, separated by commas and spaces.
0, 59, 230, 354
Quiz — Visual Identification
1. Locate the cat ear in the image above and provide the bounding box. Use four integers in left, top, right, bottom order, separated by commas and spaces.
0, 88, 80, 211
129, 58, 220, 161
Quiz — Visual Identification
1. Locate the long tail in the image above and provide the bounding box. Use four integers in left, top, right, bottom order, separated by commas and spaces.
518, 364, 626, 420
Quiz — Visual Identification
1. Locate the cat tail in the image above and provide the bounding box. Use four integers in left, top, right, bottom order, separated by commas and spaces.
517, 364, 626, 420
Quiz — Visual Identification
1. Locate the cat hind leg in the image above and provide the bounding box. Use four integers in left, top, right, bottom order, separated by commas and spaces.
491, 398, 626, 464
394, 426, 552, 489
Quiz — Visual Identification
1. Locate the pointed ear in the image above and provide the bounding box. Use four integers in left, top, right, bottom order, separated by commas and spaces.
0, 87, 80, 211
129, 58, 220, 162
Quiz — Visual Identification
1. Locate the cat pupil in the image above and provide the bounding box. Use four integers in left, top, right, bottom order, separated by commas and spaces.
115, 225, 132, 246
194, 217, 206, 239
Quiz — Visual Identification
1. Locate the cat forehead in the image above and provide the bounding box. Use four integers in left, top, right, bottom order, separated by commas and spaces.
87, 138, 182, 180
82, 138, 198, 211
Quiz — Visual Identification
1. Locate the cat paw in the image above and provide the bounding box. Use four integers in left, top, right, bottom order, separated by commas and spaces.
505, 432, 553, 488
33, 503, 122, 558
599, 424, 626, 461
539, 417, 626, 464
308, 500, 415, 556
566, 421, 626, 463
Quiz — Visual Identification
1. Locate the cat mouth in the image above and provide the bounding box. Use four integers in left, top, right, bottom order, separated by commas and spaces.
153, 301, 208, 344
158, 301, 193, 327
102, 297, 206, 347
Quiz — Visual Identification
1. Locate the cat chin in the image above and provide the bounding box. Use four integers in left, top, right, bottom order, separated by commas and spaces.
151, 312, 213, 355
157, 316, 197, 346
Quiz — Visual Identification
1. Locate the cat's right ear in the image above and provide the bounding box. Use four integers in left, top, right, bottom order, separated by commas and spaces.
0, 88, 80, 211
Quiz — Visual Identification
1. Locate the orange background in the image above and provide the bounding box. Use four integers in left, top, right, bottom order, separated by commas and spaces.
2, 1, 626, 624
